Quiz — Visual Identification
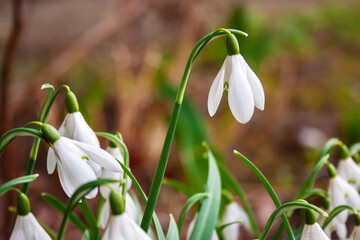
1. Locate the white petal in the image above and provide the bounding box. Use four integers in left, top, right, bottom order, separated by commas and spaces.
350, 226, 360, 240
301, 223, 330, 240
335, 221, 347, 239
10, 216, 26, 240
207, 58, 227, 117
54, 138, 98, 198
106, 147, 124, 163
228, 55, 255, 123
101, 199, 111, 229
59, 114, 74, 138
87, 160, 102, 178
71, 140, 122, 172
46, 147, 57, 174
239, 55, 265, 110
72, 112, 100, 147
28, 213, 51, 240
103, 214, 151, 240
125, 194, 137, 221
100, 170, 122, 198
338, 157, 360, 189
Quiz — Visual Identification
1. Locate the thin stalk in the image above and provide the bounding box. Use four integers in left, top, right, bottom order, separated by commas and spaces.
140, 28, 248, 231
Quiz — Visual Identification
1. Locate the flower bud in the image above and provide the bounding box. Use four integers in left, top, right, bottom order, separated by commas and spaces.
305, 209, 317, 225
17, 193, 30, 216
65, 91, 79, 113
327, 163, 337, 178
41, 123, 61, 145
110, 190, 125, 216
226, 34, 240, 56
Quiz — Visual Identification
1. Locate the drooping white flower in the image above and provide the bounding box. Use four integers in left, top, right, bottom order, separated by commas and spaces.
101, 193, 137, 228
186, 214, 219, 240
337, 157, 360, 190
207, 38, 264, 124
10, 213, 51, 240
350, 225, 360, 240
323, 215, 347, 239
300, 223, 330, 240
222, 202, 252, 240
103, 213, 151, 240
47, 136, 122, 198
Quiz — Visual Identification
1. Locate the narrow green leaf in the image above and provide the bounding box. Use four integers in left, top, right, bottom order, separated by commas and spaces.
164, 178, 196, 197
178, 193, 209, 233
57, 179, 118, 240
79, 199, 97, 233
0, 174, 38, 196
0, 128, 44, 155
321, 205, 357, 229
118, 161, 166, 240
42, 193, 87, 232
260, 200, 327, 240
296, 154, 329, 199
234, 150, 295, 240
39, 83, 55, 122
189, 144, 221, 240
166, 214, 179, 240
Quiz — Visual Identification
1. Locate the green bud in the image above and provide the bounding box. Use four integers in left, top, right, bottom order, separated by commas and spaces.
327, 163, 337, 178
226, 34, 240, 56
65, 91, 79, 113
355, 213, 360, 226
41, 123, 61, 145
305, 209, 317, 225
17, 193, 30, 216
109, 190, 124, 216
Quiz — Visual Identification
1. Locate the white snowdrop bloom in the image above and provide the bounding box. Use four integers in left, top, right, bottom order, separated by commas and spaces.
186, 214, 219, 240
337, 157, 360, 189
103, 213, 151, 240
324, 216, 347, 239
101, 193, 137, 228
207, 34, 264, 124
100, 146, 131, 198
300, 223, 330, 240
328, 175, 360, 224
45, 130, 122, 198
10, 213, 51, 240
350, 226, 360, 240
222, 202, 252, 240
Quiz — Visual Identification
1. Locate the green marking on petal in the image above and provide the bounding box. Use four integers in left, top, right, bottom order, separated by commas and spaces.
82, 156, 90, 161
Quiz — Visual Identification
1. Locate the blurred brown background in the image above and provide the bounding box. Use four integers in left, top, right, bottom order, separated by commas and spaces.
0, 0, 360, 239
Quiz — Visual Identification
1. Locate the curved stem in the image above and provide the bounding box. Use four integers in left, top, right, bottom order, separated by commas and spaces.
140, 28, 247, 232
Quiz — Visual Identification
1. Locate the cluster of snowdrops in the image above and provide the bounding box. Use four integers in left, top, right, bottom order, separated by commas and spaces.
1, 28, 360, 240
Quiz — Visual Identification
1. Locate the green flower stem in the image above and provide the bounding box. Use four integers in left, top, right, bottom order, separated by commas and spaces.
140, 28, 248, 232
234, 150, 295, 240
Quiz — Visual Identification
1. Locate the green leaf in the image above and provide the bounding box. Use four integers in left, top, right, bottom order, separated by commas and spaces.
296, 154, 329, 199
189, 144, 221, 240
118, 161, 166, 240
42, 193, 87, 232
57, 178, 118, 240
234, 150, 295, 240
166, 214, 179, 240
0, 174, 38, 196
260, 200, 327, 240
79, 199, 97, 233
321, 205, 357, 229
39, 84, 55, 122
0, 128, 44, 155
164, 178, 196, 197
178, 193, 209, 233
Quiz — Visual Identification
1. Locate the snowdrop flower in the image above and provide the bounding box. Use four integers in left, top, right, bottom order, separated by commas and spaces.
102, 190, 151, 240
337, 157, 360, 190
222, 201, 251, 240
43, 124, 122, 198
101, 192, 137, 228
187, 214, 219, 240
10, 193, 51, 240
47, 90, 102, 176
208, 33, 264, 123
300, 209, 329, 240
350, 213, 360, 240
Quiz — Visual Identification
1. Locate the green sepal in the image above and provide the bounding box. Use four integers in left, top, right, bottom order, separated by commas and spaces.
17, 193, 30, 216
65, 91, 79, 113
326, 163, 337, 178
41, 124, 61, 145
305, 209, 316, 225
226, 34, 240, 56
110, 190, 125, 215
